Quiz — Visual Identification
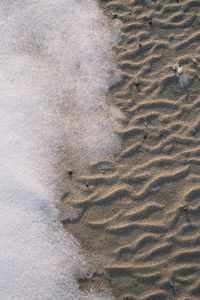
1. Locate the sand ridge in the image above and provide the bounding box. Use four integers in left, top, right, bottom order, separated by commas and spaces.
61, 0, 200, 299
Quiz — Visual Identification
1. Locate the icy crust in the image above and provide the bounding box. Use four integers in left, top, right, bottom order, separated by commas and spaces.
0, 0, 120, 299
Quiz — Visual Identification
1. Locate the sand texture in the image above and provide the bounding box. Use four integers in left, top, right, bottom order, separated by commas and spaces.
60, 0, 200, 299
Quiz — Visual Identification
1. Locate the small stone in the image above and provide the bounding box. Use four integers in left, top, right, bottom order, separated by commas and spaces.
177, 65, 183, 74
173, 64, 183, 74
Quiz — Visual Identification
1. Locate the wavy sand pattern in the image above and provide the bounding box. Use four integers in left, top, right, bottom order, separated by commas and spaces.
61, 1, 200, 299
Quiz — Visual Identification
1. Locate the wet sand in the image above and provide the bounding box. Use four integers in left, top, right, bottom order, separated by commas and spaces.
60, 0, 200, 299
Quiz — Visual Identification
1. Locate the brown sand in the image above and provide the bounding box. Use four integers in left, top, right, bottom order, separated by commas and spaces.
60, 0, 200, 299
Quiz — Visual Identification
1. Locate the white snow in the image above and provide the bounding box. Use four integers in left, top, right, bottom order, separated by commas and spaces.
0, 0, 121, 299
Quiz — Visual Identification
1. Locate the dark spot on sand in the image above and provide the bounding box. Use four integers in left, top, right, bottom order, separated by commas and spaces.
183, 205, 189, 212
136, 82, 140, 87
148, 18, 153, 27
112, 14, 118, 19
191, 129, 196, 137
68, 170, 73, 178
143, 133, 148, 140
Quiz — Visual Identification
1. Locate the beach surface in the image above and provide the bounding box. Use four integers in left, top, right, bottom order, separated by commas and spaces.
61, 0, 200, 299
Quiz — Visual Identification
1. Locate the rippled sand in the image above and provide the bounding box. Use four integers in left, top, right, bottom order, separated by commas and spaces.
61, 0, 200, 299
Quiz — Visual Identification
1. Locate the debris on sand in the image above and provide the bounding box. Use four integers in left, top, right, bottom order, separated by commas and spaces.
173, 64, 189, 88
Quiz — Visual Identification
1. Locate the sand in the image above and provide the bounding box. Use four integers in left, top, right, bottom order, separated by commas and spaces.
60, 0, 200, 299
